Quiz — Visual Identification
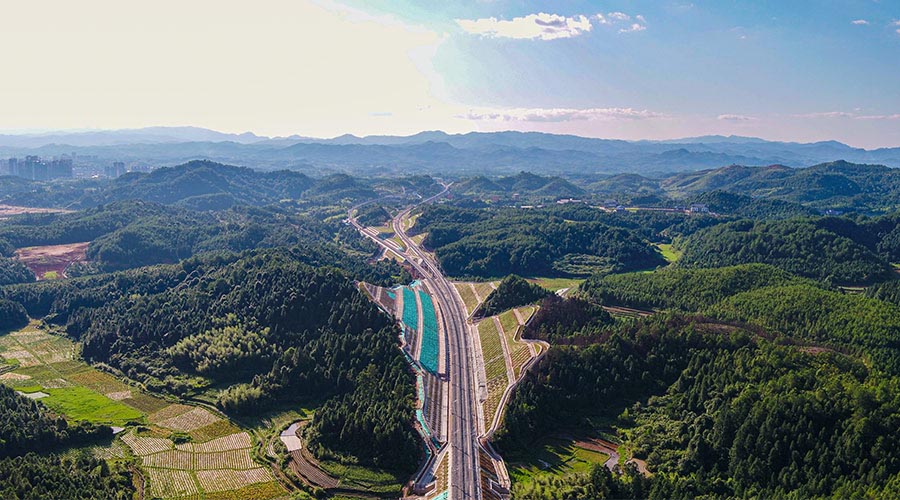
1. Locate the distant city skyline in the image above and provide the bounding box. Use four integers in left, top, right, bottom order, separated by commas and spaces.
1, 1, 899, 148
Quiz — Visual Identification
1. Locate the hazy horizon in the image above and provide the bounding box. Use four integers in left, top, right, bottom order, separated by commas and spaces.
0, 125, 895, 150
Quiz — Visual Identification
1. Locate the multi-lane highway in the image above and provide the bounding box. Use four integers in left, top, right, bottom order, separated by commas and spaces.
392, 205, 482, 500
348, 186, 484, 499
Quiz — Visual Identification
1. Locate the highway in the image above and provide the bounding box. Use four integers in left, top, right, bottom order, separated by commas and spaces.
348, 186, 484, 499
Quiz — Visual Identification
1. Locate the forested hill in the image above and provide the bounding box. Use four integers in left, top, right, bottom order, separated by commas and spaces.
498, 316, 900, 499
414, 205, 665, 278
1, 248, 417, 471
0, 160, 435, 209
660, 160, 900, 212
452, 172, 584, 198
677, 217, 899, 284
0, 198, 400, 277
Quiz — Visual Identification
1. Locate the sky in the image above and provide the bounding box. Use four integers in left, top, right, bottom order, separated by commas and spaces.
1, 0, 899, 148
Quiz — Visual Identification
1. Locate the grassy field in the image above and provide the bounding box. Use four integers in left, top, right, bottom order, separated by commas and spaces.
508, 438, 611, 492
454, 283, 479, 315
526, 277, 584, 292
389, 235, 406, 250
318, 460, 407, 496
40, 386, 143, 424
655, 243, 683, 264
498, 310, 519, 335
411, 233, 427, 245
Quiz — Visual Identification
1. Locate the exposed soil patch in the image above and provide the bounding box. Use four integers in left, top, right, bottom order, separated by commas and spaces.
0, 204, 71, 219
14, 241, 89, 280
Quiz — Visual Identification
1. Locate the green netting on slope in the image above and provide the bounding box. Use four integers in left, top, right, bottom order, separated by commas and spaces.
418, 290, 439, 374
402, 287, 418, 335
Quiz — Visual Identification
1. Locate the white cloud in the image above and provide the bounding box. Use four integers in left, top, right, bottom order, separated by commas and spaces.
456, 12, 592, 40
855, 114, 900, 120
596, 11, 646, 33
792, 111, 854, 119
461, 106, 665, 122
620, 23, 646, 33
851, 19, 869, 25
718, 114, 756, 122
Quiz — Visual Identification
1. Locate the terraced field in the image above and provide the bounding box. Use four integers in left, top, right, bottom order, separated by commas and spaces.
0, 322, 284, 500
122, 423, 280, 499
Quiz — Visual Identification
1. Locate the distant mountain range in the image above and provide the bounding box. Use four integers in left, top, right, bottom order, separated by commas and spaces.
1, 127, 898, 175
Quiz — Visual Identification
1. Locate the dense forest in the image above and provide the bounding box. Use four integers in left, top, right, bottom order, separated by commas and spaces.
0, 385, 129, 500
0, 384, 110, 458
478, 275, 550, 317
522, 295, 612, 344
21, 249, 419, 471
0, 299, 27, 331
499, 316, 900, 499
0, 258, 33, 286
0, 453, 134, 500
678, 218, 895, 284
414, 205, 666, 278
582, 263, 812, 312
709, 284, 900, 375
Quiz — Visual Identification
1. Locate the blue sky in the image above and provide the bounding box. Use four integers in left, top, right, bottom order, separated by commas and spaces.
338, 0, 900, 147
1, 0, 898, 147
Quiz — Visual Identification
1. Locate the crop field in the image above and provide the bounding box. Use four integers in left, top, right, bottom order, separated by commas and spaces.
0, 324, 144, 425
40, 386, 144, 424
190, 419, 243, 442
411, 233, 427, 245
125, 428, 282, 499
146, 468, 200, 498
157, 406, 222, 432
177, 432, 251, 453
318, 459, 407, 495
196, 468, 273, 493
483, 377, 507, 426
0, 322, 282, 499
499, 308, 536, 379
498, 310, 519, 336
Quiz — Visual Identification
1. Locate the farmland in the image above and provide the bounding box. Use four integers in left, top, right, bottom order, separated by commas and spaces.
0, 321, 284, 499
